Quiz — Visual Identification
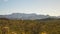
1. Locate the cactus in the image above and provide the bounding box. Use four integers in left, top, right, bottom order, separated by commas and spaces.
1, 26, 9, 34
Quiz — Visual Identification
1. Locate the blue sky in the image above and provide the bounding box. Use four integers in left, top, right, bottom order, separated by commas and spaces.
0, 0, 60, 16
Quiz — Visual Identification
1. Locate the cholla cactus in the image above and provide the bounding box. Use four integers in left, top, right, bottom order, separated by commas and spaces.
11, 32, 17, 34
41, 31, 47, 34
1, 26, 9, 34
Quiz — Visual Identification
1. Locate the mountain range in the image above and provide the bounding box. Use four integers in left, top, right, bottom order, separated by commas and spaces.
0, 13, 59, 20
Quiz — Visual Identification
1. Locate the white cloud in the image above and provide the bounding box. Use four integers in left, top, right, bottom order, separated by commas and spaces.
4, 0, 8, 2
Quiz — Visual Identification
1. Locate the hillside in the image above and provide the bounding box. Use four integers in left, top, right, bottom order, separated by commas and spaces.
0, 18, 60, 34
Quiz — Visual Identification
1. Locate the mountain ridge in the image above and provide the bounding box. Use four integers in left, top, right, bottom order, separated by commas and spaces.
0, 13, 59, 20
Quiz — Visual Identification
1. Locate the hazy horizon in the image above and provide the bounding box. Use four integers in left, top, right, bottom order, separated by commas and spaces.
0, 0, 60, 16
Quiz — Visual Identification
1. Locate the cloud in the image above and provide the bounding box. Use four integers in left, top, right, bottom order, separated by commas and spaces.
4, 0, 8, 2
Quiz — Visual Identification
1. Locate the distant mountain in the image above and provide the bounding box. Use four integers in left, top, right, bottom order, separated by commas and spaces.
0, 13, 59, 20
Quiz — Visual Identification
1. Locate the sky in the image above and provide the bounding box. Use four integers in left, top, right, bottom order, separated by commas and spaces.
0, 0, 60, 16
